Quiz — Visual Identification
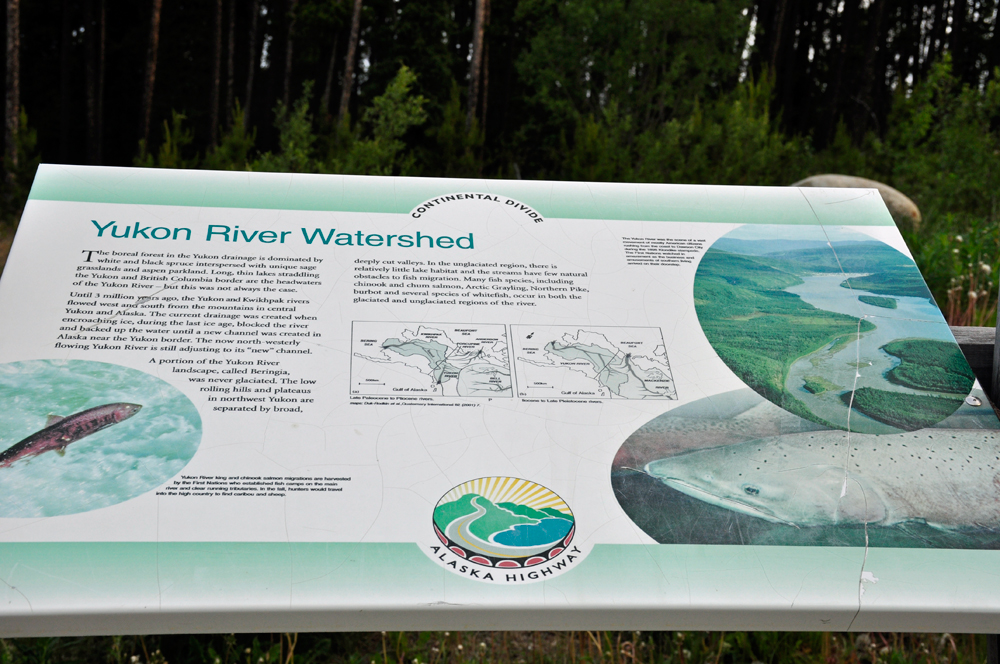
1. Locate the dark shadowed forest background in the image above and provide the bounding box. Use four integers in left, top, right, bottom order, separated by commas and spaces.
1, 0, 1000, 325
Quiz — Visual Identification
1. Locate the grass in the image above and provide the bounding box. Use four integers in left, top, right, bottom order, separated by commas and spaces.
0, 631, 994, 664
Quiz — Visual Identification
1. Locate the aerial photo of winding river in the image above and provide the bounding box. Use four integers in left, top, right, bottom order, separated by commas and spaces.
694, 225, 974, 433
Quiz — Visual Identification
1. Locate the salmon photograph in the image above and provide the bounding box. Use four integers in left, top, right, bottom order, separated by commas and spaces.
612, 386, 1000, 548
0, 359, 201, 517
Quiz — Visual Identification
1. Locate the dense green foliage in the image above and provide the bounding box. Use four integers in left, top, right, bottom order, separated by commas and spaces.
2, 4, 1000, 326
858, 295, 897, 309
882, 339, 976, 395
844, 387, 964, 431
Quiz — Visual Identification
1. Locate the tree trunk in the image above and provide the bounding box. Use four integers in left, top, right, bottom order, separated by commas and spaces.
84, 0, 97, 163
59, 0, 71, 162
96, 0, 105, 163
929, 0, 947, 73
320, 32, 339, 118
774, 0, 801, 132
952, 0, 967, 72
224, 0, 235, 124
282, 0, 299, 108
244, 0, 261, 127
338, 0, 362, 125
826, 0, 860, 143
209, 0, 222, 144
138, 0, 164, 154
466, 0, 485, 130
854, 0, 886, 138
480, 0, 490, 132
5, 0, 18, 182
768, 0, 788, 74
481, 41, 489, 132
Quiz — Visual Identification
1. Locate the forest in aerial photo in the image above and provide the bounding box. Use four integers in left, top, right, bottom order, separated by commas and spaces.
694, 225, 975, 432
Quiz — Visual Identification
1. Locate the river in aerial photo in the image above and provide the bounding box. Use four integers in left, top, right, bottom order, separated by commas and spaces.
784, 273, 957, 434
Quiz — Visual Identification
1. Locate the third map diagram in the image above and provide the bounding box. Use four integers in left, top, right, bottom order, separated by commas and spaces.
512, 326, 677, 399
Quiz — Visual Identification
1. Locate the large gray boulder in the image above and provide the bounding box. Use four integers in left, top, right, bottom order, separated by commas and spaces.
792, 174, 921, 229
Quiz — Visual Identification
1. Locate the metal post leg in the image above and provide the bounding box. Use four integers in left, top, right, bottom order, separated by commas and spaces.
993, 293, 1000, 402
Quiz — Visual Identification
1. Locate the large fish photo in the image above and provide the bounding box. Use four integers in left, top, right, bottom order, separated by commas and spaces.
612, 388, 1000, 548
612, 225, 1000, 548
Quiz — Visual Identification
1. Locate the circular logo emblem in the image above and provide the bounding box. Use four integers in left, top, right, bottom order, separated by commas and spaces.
432, 477, 576, 571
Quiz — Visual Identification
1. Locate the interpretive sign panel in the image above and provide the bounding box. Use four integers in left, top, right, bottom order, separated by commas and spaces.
1, 165, 999, 635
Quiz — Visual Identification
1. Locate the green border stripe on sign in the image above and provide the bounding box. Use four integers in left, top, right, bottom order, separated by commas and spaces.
26, 164, 896, 226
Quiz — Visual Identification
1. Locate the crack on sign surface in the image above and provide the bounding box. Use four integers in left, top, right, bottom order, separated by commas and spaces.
0, 565, 33, 612
846, 476, 875, 630
820, 223, 876, 631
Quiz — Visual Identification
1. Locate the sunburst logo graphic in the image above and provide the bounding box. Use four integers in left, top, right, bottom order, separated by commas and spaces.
432, 477, 575, 568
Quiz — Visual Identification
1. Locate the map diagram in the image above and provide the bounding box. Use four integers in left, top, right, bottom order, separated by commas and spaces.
511, 326, 677, 399
351, 322, 512, 397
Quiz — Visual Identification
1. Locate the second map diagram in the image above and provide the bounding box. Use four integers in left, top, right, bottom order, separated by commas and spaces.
351, 323, 677, 400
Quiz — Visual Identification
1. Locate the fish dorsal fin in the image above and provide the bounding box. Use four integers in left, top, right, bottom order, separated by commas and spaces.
46, 414, 65, 427
56, 447, 66, 457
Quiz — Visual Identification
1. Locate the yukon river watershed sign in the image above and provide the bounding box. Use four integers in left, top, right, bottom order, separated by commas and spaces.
427, 477, 587, 584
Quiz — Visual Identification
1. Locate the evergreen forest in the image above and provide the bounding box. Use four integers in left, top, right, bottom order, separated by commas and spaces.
0, 1, 999, 324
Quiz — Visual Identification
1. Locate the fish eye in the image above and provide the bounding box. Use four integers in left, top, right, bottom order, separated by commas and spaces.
743, 485, 760, 496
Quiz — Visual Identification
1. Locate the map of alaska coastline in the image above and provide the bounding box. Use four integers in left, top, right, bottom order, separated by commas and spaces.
513, 327, 677, 400
351, 323, 512, 397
